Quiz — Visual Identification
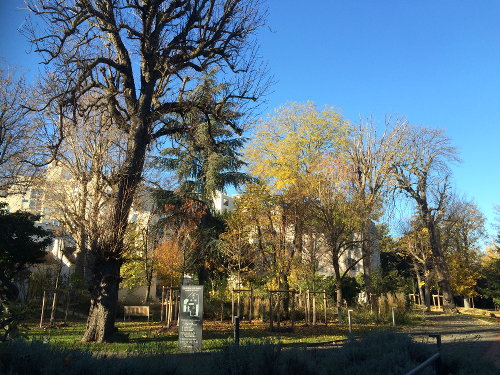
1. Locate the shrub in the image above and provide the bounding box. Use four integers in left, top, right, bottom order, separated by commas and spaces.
0, 338, 179, 375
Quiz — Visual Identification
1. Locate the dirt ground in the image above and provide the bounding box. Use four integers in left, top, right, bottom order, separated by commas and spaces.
399, 311, 500, 369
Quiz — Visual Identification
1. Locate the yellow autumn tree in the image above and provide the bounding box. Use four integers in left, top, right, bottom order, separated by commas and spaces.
398, 221, 434, 311
245, 101, 350, 191
441, 196, 486, 300
243, 102, 351, 308
219, 207, 258, 287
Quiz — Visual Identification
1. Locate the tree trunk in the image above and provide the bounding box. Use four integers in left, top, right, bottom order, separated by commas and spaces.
424, 263, 431, 312
361, 218, 374, 295
332, 254, 343, 310
336, 276, 343, 314
74, 182, 88, 280
81, 257, 122, 343
145, 267, 153, 303
281, 275, 290, 319
80, 115, 148, 342
198, 264, 207, 287
423, 209, 457, 313
74, 224, 87, 281
413, 260, 425, 307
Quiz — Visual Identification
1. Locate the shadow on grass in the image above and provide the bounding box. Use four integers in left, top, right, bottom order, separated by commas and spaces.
4, 330, 498, 375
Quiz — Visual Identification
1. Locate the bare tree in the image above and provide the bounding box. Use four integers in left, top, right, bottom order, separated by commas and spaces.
39, 99, 126, 280
392, 125, 461, 312
24, 0, 271, 342
344, 114, 407, 296
0, 61, 39, 192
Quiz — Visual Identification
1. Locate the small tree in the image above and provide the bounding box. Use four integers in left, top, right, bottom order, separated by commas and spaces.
154, 197, 207, 286
0, 203, 53, 304
219, 209, 258, 287
306, 158, 367, 312
0, 203, 53, 340
479, 227, 500, 307
398, 219, 435, 311
121, 210, 158, 303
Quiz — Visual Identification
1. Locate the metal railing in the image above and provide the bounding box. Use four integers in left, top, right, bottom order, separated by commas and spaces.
405, 334, 442, 375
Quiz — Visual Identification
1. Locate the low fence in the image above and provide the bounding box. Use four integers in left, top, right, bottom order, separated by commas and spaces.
405, 334, 442, 375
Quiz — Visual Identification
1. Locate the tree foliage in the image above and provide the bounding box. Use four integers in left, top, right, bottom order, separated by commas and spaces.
153, 196, 207, 286
479, 229, 500, 306
440, 196, 486, 298
218, 209, 258, 286
0, 203, 53, 304
153, 70, 254, 203
246, 101, 349, 191
229, 181, 294, 290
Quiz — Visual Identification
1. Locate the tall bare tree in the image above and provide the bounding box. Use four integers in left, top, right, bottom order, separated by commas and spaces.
24, 0, 270, 342
40, 100, 125, 280
344, 114, 407, 296
0, 61, 39, 192
392, 125, 460, 312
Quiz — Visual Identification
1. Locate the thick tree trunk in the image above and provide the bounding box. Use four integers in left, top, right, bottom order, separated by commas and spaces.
423, 210, 457, 313
81, 257, 122, 343
81, 116, 148, 342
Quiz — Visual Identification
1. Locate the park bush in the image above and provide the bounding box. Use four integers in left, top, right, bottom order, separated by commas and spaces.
0, 338, 179, 375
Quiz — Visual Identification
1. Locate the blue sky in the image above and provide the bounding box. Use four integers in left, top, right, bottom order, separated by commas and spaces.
1, 0, 499, 239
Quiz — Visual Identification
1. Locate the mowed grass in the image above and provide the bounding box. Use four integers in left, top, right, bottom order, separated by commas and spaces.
24, 318, 382, 353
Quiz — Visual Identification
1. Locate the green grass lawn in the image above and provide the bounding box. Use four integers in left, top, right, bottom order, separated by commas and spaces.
23, 318, 383, 353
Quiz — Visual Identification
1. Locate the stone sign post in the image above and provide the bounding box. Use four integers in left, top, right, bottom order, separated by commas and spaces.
178, 285, 204, 351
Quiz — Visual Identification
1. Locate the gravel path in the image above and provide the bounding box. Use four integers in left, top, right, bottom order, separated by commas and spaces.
399, 313, 500, 368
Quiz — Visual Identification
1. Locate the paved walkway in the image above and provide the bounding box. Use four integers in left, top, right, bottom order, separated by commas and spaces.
400, 313, 500, 368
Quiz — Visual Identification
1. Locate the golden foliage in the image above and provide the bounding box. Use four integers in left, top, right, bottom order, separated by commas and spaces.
246, 101, 350, 191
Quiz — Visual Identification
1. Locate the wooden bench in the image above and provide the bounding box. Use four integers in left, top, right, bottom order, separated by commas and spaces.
124, 306, 152, 321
